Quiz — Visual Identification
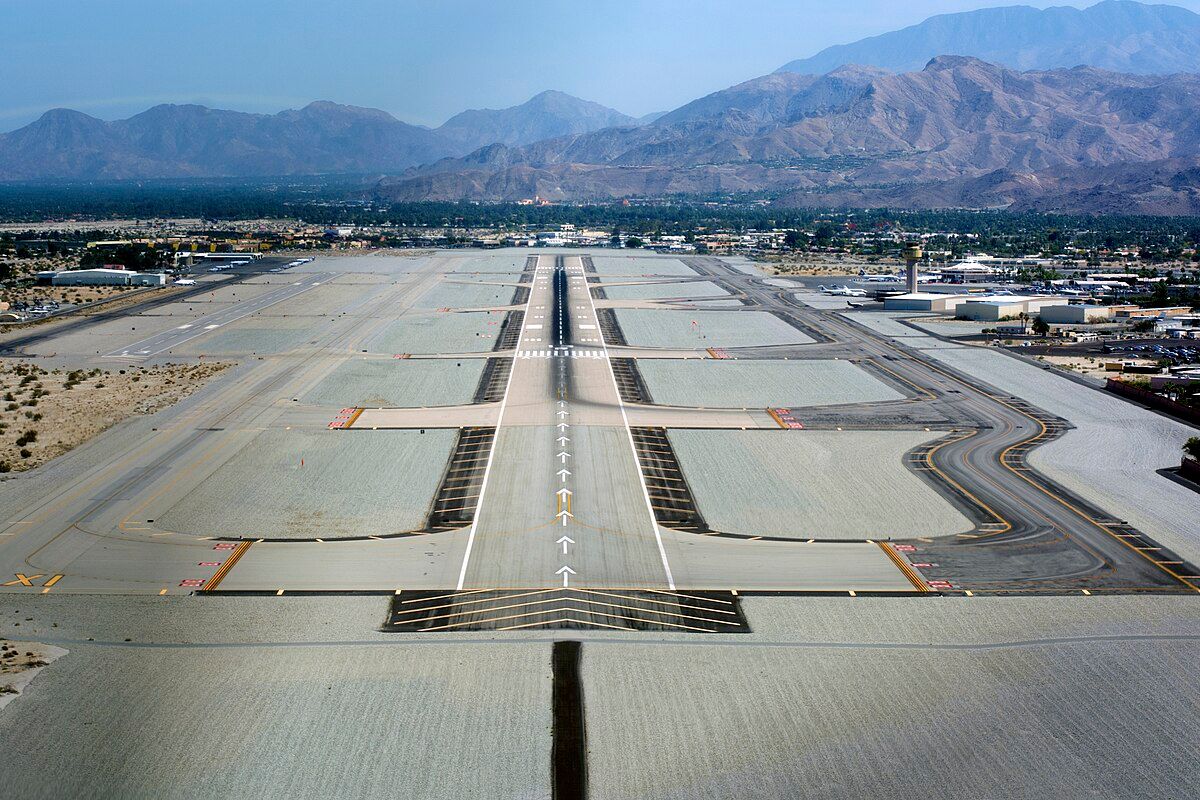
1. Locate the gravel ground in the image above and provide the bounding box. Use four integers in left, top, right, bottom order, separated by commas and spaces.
0, 642, 550, 800
255, 283, 380, 317
842, 310, 935, 340
584, 635, 1199, 799
925, 344, 1200, 564
415, 281, 516, 309
302, 358, 484, 407
0, 592, 1195, 798
449, 254, 528, 274
372, 312, 503, 354
590, 256, 698, 276
615, 309, 814, 348
670, 429, 972, 539
639, 359, 902, 407
177, 321, 322, 356
908, 318, 995, 338
684, 298, 746, 307
602, 281, 729, 300
157, 429, 454, 538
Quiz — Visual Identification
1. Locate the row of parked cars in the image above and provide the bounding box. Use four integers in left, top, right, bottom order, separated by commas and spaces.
1104, 342, 1199, 365
10, 300, 62, 316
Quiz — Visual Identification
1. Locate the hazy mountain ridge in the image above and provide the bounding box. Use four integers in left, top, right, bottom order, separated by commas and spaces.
777, 0, 1200, 76
0, 93, 638, 181
437, 90, 637, 152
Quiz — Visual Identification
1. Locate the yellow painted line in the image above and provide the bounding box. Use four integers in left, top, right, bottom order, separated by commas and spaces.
42, 574, 63, 588
200, 540, 252, 592
342, 407, 365, 429
910, 355, 1200, 595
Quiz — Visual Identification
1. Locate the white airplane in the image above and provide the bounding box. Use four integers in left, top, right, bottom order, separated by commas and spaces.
819, 284, 868, 297
857, 274, 901, 283
175, 278, 196, 286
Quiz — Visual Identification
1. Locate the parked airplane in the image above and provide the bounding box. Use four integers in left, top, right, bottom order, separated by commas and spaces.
819, 284, 868, 297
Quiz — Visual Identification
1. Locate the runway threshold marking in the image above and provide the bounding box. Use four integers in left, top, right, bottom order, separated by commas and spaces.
878, 542, 931, 592
199, 540, 252, 592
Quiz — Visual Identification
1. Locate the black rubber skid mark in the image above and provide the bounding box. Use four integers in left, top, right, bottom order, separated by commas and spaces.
552, 641, 587, 800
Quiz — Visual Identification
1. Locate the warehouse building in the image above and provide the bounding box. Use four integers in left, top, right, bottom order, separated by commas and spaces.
1039, 304, 1114, 324
883, 292, 972, 312
50, 268, 166, 287
955, 296, 1068, 321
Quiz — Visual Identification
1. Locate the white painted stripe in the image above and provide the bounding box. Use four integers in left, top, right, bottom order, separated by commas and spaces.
455, 255, 539, 590
579, 255, 676, 589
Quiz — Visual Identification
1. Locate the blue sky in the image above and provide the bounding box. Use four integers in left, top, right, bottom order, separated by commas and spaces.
2, 0, 1198, 131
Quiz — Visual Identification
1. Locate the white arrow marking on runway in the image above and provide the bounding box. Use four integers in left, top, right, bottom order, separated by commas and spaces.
556, 487, 572, 499
556, 565, 577, 586
558, 400, 566, 408
557, 468, 571, 482
557, 535, 575, 554
557, 422, 569, 431
556, 410, 569, 418
557, 436, 570, 446
557, 451, 571, 464
557, 509, 573, 525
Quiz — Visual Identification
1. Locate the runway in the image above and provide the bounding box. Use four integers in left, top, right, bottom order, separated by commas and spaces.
102, 273, 332, 359
0, 248, 1192, 607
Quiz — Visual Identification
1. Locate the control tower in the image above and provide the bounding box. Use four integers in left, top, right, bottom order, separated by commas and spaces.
903, 243, 923, 294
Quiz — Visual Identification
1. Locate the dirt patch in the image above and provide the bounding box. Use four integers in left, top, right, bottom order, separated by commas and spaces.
0, 360, 230, 475
1040, 354, 1157, 380
755, 254, 901, 277
0, 640, 67, 711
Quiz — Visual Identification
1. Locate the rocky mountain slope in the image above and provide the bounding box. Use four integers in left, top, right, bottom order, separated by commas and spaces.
370, 56, 1200, 213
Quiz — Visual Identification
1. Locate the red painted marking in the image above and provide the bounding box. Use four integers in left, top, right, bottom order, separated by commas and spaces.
770, 408, 805, 429
893, 544, 917, 552
179, 579, 205, 587
213, 543, 236, 550
199, 562, 220, 567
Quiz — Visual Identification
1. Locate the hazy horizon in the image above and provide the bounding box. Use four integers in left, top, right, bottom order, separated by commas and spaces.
7, 0, 1194, 132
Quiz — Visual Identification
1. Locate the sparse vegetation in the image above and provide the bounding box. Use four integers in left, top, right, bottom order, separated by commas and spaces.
0, 360, 230, 475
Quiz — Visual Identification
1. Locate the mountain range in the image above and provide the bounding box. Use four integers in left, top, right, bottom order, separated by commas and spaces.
0, 91, 639, 181
5, 0, 1200, 213
778, 0, 1200, 76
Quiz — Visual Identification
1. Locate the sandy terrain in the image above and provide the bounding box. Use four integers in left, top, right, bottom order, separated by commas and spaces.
0, 360, 229, 474
1041, 353, 1156, 380
0, 640, 67, 711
